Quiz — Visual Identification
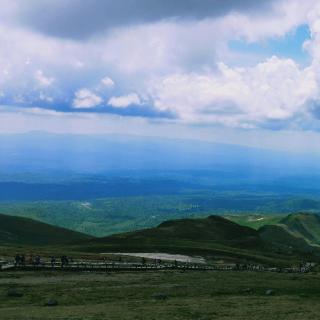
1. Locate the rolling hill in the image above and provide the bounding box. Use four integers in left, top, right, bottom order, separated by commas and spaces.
256, 212, 320, 257
258, 224, 316, 254
2, 212, 320, 265
77, 215, 319, 266
109, 215, 262, 248
0, 213, 93, 245
279, 213, 320, 245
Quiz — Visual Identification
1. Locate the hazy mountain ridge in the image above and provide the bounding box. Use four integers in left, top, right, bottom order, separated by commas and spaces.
1, 132, 318, 176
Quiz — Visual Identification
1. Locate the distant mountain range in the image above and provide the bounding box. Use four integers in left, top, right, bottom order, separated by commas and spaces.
0, 132, 319, 177
1, 132, 320, 201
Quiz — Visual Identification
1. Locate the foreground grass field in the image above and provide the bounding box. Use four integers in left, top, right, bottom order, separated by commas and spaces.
1, 270, 320, 320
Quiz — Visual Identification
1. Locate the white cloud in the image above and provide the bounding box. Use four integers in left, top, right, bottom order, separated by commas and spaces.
150, 56, 317, 127
101, 76, 115, 88
72, 89, 102, 108
108, 93, 141, 108
34, 69, 54, 87
0, 0, 319, 133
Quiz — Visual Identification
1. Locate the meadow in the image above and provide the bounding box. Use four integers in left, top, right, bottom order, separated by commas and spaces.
1, 270, 320, 320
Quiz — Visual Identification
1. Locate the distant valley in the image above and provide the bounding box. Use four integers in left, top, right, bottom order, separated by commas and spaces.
2, 192, 320, 237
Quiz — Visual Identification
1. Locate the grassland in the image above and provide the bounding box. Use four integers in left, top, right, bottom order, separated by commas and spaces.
1, 210, 320, 320
1, 270, 320, 320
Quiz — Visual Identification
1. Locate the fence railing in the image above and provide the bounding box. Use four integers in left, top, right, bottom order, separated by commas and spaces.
0, 260, 314, 274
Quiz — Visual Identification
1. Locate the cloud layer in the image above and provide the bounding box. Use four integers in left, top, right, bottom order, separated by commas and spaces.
8, 0, 272, 39
1, 0, 320, 132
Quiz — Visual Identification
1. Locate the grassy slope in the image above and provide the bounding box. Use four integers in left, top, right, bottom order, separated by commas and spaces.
280, 213, 320, 245
229, 213, 320, 255
118, 215, 261, 245
258, 224, 316, 254
77, 215, 313, 266
256, 213, 320, 254
2, 270, 320, 320
226, 214, 284, 230
2, 211, 320, 265
0, 213, 93, 245
92, 215, 262, 252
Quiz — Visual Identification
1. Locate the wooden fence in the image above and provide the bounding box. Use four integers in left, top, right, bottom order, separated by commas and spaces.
0, 261, 313, 273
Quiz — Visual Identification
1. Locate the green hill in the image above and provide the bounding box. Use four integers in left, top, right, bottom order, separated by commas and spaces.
78, 215, 316, 266
258, 224, 317, 254
0, 213, 93, 245
113, 215, 262, 248
226, 214, 284, 230
2, 212, 320, 265
279, 213, 320, 245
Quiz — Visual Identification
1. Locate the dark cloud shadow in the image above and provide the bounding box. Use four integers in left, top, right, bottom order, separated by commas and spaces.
17, 0, 276, 39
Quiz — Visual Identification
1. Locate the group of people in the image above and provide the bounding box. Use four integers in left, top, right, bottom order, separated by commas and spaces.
14, 254, 26, 266
14, 254, 46, 266
14, 254, 71, 268
60, 255, 70, 268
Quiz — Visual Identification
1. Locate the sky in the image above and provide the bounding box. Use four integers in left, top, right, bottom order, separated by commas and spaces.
2, 0, 320, 153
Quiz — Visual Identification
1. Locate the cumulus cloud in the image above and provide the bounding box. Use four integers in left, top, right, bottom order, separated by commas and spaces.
149, 56, 317, 127
0, 0, 320, 133
101, 77, 115, 88
108, 93, 141, 108
72, 89, 102, 109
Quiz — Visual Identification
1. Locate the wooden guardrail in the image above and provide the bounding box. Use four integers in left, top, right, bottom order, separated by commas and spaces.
0, 261, 313, 273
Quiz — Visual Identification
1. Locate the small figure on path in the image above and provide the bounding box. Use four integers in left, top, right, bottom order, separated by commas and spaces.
14, 254, 20, 266
51, 256, 56, 268
60, 255, 69, 268
20, 255, 25, 266
34, 256, 41, 266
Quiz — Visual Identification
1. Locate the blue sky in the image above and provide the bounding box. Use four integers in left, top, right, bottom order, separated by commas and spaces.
229, 24, 311, 65
1, 0, 320, 153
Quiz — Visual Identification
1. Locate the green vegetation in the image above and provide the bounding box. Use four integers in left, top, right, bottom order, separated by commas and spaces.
104, 215, 261, 248
280, 213, 320, 245
0, 213, 92, 245
71, 214, 319, 266
230, 213, 320, 256
0, 196, 204, 236
259, 225, 314, 254
1, 192, 320, 237
1, 212, 320, 319
226, 214, 284, 230
2, 212, 320, 266
1, 270, 320, 320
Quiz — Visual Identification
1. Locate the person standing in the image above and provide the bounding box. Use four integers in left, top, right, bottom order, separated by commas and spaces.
51, 256, 56, 268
